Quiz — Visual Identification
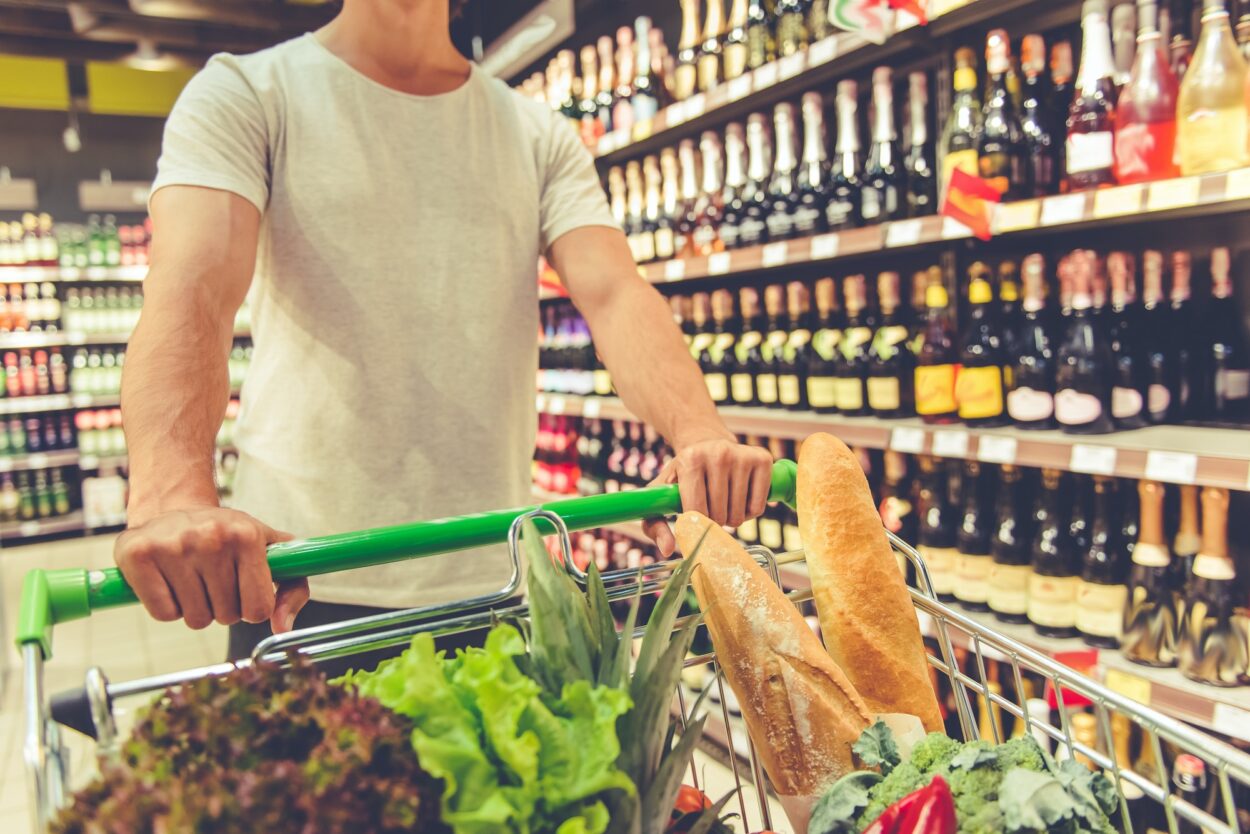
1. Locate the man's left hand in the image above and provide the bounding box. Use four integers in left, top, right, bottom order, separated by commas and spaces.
641, 437, 774, 556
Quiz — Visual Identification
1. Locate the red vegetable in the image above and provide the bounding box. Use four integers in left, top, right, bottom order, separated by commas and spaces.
860, 776, 957, 834
673, 784, 712, 815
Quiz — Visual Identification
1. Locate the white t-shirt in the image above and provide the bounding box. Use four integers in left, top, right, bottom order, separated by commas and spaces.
151, 34, 616, 608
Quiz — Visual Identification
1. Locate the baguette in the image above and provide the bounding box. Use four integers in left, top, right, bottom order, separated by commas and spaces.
797, 432, 943, 732
675, 511, 872, 797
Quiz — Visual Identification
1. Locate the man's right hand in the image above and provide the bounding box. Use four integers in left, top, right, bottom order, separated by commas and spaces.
114, 506, 309, 633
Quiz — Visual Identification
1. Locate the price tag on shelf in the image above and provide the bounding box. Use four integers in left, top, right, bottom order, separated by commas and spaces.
1224, 167, 1250, 201
1069, 444, 1117, 475
977, 435, 1018, 465
931, 430, 969, 458
67, 333, 86, 345
727, 74, 753, 102
885, 219, 923, 248
535, 394, 546, 413
1092, 184, 1144, 218
26, 453, 47, 468
995, 200, 1040, 232
548, 396, 566, 415
0, 459, 10, 473
1213, 703, 1250, 743
79, 455, 99, 470
630, 119, 654, 142
664, 100, 687, 127
808, 36, 840, 66
889, 426, 926, 455
761, 241, 788, 267
582, 398, 602, 419
85, 267, 107, 280
810, 233, 839, 260
71, 393, 93, 408
1145, 450, 1198, 484
1146, 176, 1200, 212
754, 62, 779, 90
707, 251, 732, 275
1039, 193, 1086, 226
19, 521, 40, 538
941, 216, 973, 239
684, 93, 706, 120
664, 259, 686, 281
1104, 669, 1152, 705
779, 53, 805, 80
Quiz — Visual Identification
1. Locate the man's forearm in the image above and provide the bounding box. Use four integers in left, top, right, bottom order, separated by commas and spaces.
122, 278, 235, 526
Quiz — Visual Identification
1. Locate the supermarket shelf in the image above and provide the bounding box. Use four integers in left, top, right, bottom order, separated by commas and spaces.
0, 510, 85, 542
78, 453, 129, 470
0, 448, 79, 473
535, 393, 1250, 491
609, 169, 1250, 288
0, 329, 250, 349
0, 392, 119, 415
0, 264, 146, 282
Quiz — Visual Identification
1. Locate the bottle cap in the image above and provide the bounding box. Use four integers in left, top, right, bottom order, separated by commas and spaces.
925, 282, 949, 309
877, 271, 901, 310
1083, 0, 1109, 18
873, 65, 893, 87
1021, 34, 1047, 74
1050, 41, 1075, 83
802, 90, 824, 114
909, 71, 928, 95
985, 29, 1012, 74
836, 78, 858, 99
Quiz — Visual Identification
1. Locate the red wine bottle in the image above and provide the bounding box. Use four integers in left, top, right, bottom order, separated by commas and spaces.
1107, 251, 1149, 429
1140, 249, 1174, 424
1055, 250, 1117, 434
1205, 247, 1250, 422
1066, 0, 1119, 190
1008, 254, 1058, 428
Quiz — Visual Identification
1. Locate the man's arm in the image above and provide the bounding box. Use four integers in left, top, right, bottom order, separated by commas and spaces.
548, 226, 773, 552
116, 185, 307, 631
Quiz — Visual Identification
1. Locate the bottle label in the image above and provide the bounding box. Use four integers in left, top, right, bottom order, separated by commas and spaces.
1179, 107, 1249, 175
1147, 382, 1171, 417
839, 326, 873, 361
731, 373, 754, 403
764, 330, 790, 361
705, 372, 729, 403
867, 376, 901, 411
690, 333, 715, 361
719, 220, 741, 250
746, 24, 771, 70
870, 325, 910, 361
691, 223, 717, 255
654, 227, 676, 260
825, 196, 855, 228
1006, 386, 1055, 422
918, 545, 959, 595
709, 332, 736, 363
766, 210, 797, 240
739, 216, 768, 246
674, 64, 698, 103
1065, 131, 1114, 174
915, 364, 958, 415
1075, 580, 1128, 639
759, 517, 783, 550
812, 328, 842, 360
940, 149, 979, 201
860, 185, 898, 223
782, 329, 812, 361
1111, 386, 1144, 419
779, 375, 802, 405
808, 376, 838, 408
735, 331, 763, 364
1055, 389, 1104, 426
833, 378, 864, 411
955, 552, 993, 603
737, 516, 759, 543
722, 43, 748, 81
1114, 121, 1171, 182
697, 54, 720, 92
955, 366, 1004, 419
793, 204, 822, 234
1132, 542, 1170, 568
988, 563, 1032, 616
1027, 574, 1079, 628
756, 373, 779, 404
593, 369, 613, 396
1216, 368, 1250, 401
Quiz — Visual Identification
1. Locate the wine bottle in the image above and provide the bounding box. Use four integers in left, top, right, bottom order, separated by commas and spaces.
1055, 250, 1117, 434
1177, 0, 1249, 174
1008, 254, 1058, 428
745, 0, 776, 70
941, 47, 982, 205
766, 102, 801, 240
956, 263, 1009, 427
607, 165, 628, 238
867, 271, 914, 418
861, 67, 905, 224
740, 113, 774, 248
979, 30, 1030, 199
776, 0, 810, 56
1067, 0, 1119, 190
688, 291, 715, 371
655, 148, 682, 261
810, 0, 831, 40
989, 464, 1034, 624
1076, 476, 1131, 647
723, 0, 750, 81
624, 161, 649, 262
827, 79, 863, 230
807, 277, 842, 413
1116, 0, 1181, 182
675, 139, 702, 258
796, 92, 831, 236
596, 36, 616, 132
556, 50, 580, 121
704, 290, 736, 405
639, 156, 663, 265
905, 72, 938, 217
1206, 246, 1250, 422
1172, 755, 1217, 834
1178, 487, 1248, 685
879, 450, 917, 578
719, 122, 749, 250
1123, 479, 1178, 667
778, 282, 813, 410
917, 454, 959, 601
1169, 250, 1199, 421
676, 0, 703, 101
998, 260, 1022, 367
1028, 468, 1080, 639
732, 287, 764, 406
955, 461, 995, 612
834, 274, 872, 416
694, 131, 726, 256
699, 0, 728, 92
915, 268, 960, 424
1106, 251, 1149, 429
757, 284, 786, 408
578, 46, 604, 146
648, 28, 673, 112
613, 28, 636, 132
1140, 250, 1174, 424
1239, 11, 1250, 59
1020, 35, 1061, 197
1172, 483, 1202, 611
1109, 713, 1150, 830
1114, 2, 1140, 89
632, 17, 661, 122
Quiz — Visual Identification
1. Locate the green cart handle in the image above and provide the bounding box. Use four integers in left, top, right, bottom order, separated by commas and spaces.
17, 459, 797, 659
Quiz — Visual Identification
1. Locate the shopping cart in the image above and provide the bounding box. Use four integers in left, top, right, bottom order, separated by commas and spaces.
16, 458, 1250, 834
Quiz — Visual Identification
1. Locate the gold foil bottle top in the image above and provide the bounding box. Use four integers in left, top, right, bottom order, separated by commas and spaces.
843, 274, 867, 315
1137, 479, 1166, 547
814, 276, 837, 312
786, 281, 810, 316
764, 283, 785, 316
1021, 33, 1046, 75
1050, 40, 1075, 84
740, 286, 761, 318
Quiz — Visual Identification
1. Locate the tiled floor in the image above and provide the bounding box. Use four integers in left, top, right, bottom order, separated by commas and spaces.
1, 535, 793, 833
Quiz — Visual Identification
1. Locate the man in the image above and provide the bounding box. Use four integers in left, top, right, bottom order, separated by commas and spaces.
114, 0, 772, 659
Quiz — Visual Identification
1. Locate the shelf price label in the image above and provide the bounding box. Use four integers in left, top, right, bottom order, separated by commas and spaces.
1213, 703, 1250, 743
1092, 184, 1144, 218
1146, 176, 1200, 212
1145, 450, 1198, 484
1223, 167, 1250, 201
1040, 193, 1087, 226
630, 119, 654, 142
79, 455, 100, 470
582, 398, 601, 419
994, 200, 1041, 232
0, 459, 10, 473
664, 259, 686, 281
779, 53, 805, 80
808, 36, 839, 66
931, 430, 969, 458
1069, 444, 1117, 475
1104, 669, 1152, 705
26, 453, 47, 468
941, 216, 973, 239
885, 219, 923, 248
707, 251, 732, 275
727, 75, 753, 102
810, 233, 839, 260
754, 62, 779, 90
19, 521, 40, 538
548, 396, 566, 415
683, 94, 706, 120
761, 241, 788, 267
976, 435, 1017, 465
889, 426, 926, 454
535, 394, 547, 413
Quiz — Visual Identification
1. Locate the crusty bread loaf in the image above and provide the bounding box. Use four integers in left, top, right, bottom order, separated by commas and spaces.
797, 432, 944, 732
675, 511, 872, 797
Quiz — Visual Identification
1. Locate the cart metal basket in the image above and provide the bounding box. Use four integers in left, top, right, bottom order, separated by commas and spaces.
16, 459, 1250, 834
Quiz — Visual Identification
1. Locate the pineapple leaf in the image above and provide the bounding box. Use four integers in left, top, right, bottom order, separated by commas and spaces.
635, 546, 703, 682
601, 579, 642, 691
640, 712, 708, 834
683, 793, 737, 834
520, 518, 596, 693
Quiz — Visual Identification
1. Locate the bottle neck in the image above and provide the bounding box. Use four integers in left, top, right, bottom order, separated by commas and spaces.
774, 116, 798, 172
909, 90, 928, 147
747, 128, 772, 181
802, 110, 827, 164
679, 152, 700, 200
702, 146, 724, 193
836, 97, 861, 153
704, 0, 726, 39
871, 86, 896, 143
680, 0, 702, 49
1077, 11, 1116, 91
724, 136, 747, 187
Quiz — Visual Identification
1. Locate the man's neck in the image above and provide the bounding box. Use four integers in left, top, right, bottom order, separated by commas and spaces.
315, 0, 471, 96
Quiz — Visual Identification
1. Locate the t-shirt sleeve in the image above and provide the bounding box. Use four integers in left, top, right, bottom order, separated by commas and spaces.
151, 56, 271, 213
538, 111, 618, 251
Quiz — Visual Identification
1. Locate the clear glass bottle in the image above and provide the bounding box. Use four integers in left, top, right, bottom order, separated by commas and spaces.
1115, 0, 1181, 183
1177, 0, 1250, 173
1066, 0, 1119, 189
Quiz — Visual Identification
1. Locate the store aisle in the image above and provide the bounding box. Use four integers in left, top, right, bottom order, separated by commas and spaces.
0, 535, 228, 834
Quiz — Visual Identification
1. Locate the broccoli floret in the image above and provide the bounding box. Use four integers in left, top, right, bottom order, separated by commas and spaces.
996, 736, 1049, 774
908, 732, 963, 772
857, 760, 928, 827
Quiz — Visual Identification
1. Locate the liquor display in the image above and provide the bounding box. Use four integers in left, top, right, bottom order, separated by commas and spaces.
1176, 0, 1249, 174
956, 263, 1009, 427
0, 411, 74, 456
1028, 468, 1080, 639
1123, 479, 1179, 666
1066, 0, 1119, 189
979, 30, 1028, 198
954, 460, 994, 612
988, 464, 1033, 623
1116, 0, 1181, 182
0, 465, 78, 524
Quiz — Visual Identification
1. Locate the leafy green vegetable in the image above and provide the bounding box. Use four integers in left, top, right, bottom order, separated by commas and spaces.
1055, 757, 1118, 834
853, 719, 902, 775
949, 745, 999, 772
809, 772, 884, 834
999, 769, 1077, 832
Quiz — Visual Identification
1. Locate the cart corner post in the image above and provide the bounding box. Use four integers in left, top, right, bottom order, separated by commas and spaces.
16, 568, 93, 660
